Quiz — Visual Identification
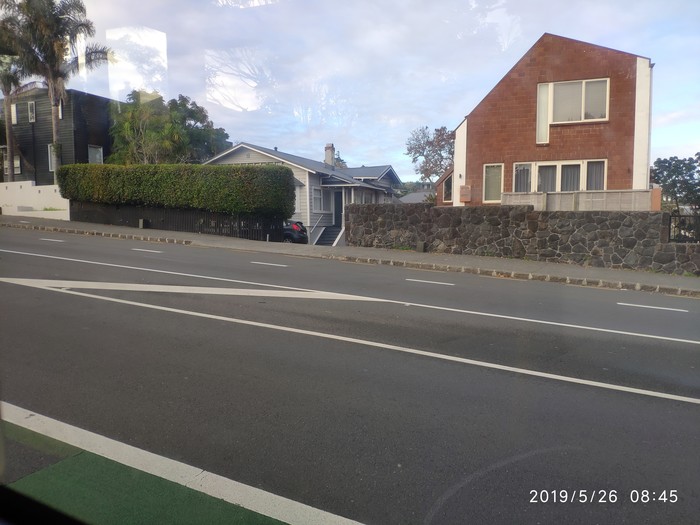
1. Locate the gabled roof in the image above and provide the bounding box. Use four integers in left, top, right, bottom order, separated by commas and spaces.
435, 166, 454, 187
348, 165, 402, 186
205, 142, 401, 193
464, 33, 649, 119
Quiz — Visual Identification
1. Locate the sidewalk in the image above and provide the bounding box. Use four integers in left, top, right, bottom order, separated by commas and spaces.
2, 215, 699, 298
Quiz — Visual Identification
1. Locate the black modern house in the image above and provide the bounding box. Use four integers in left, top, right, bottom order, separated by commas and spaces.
2, 84, 113, 185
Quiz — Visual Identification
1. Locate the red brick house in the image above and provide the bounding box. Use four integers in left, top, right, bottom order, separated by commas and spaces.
438, 34, 655, 210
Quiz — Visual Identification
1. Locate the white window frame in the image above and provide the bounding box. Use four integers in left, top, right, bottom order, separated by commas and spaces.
3, 154, 21, 175
443, 174, 453, 202
312, 187, 332, 213
313, 188, 322, 212
536, 78, 609, 144
585, 160, 607, 191
294, 185, 302, 214
513, 163, 532, 193
10, 104, 17, 125
512, 159, 608, 192
483, 163, 504, 203
48, 144, 55, 172
28, 101, 36, 123
58, 100, 63, 120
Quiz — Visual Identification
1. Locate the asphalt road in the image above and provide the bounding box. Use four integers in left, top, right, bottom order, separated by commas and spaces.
1, 227, 699, 524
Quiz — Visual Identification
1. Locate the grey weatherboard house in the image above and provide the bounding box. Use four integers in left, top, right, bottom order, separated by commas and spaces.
205, 142, 401, 245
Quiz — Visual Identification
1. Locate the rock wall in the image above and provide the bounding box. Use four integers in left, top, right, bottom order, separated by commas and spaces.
345, 204, 700, 275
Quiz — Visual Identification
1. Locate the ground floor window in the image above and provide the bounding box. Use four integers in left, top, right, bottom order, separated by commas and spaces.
514, 164, 531, 193
48, 144, 55, 172
586, 161, 605, 190
483, 164, 503, 202
2, 152, 22, 175
444, 174, 453, 202
88, 145, 103, 164
3, 154, 21, 176
313, 187, 332, 212
538, 165, 556, 192
513, 159, 607, 192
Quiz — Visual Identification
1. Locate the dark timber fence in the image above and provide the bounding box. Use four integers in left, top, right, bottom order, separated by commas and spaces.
70, 201, 284, 242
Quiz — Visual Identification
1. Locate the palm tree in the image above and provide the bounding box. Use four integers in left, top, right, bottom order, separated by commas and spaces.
0, 0, 110, 183
0, 54, 24, 182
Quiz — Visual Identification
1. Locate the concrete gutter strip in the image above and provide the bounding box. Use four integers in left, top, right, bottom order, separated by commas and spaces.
321, 254, 699, 298
2, 221, 698, 298
1, 222, 192, 245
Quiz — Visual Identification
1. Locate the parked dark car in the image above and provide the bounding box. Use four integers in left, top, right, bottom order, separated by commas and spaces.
283, 220, 308, 243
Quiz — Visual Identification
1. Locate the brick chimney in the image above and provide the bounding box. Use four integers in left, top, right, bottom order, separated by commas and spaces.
324, 143, 335, 166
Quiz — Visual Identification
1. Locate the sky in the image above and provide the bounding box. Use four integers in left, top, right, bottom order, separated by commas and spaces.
70, 0, 700, 181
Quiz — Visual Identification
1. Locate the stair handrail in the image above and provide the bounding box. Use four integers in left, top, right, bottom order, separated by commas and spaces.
309, 214, 324, 234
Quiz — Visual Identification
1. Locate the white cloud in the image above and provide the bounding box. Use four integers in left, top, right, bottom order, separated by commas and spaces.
106, 26, 168, 101
78, 0, 700, 179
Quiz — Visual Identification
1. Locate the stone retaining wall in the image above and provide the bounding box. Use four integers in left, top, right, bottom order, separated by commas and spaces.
345, 204, 700, 275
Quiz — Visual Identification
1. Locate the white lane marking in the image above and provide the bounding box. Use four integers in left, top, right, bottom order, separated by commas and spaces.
132, 248, 163, 254
397, 301, 700, 346
39, 238, 65, 243
617, 302, 689, 313
0, 402, 361, 525
0, 249, 309, 291
251, 261, 288, 268
19, 220, 31, 224
1, 249, 698, 346
0, 278, 384, 302
12, 284, 700, 405
406, 278, 455, 286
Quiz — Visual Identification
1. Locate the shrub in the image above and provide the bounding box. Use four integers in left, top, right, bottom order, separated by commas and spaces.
57, 164, 296, 218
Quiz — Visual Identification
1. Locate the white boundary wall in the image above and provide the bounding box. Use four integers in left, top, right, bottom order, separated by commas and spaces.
502, 189, 660, 212
1, 181, 70, 220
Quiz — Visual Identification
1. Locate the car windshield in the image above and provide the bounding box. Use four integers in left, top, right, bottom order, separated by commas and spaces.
1, 2, 699, 525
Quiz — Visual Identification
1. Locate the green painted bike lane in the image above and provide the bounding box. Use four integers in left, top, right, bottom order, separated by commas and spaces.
1, 421, 287, 525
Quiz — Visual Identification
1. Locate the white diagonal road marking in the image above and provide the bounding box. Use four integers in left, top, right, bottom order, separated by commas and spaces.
406, 278, 455, 286
617, 302, 689, 313
0, 278, 385, 301
251, 261, 288, 267
132, 248, 163, 253
2, 278, 699, 404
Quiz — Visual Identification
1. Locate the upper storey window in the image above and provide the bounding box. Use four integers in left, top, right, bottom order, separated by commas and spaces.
537, 78, 609, 143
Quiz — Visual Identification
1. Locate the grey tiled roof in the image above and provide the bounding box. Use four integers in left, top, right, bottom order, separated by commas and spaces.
207, 142, 401, 193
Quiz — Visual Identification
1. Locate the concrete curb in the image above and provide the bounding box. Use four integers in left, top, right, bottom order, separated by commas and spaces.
3, 221, 698, 299
322, 255, 700, 298
1, 222, 192, 245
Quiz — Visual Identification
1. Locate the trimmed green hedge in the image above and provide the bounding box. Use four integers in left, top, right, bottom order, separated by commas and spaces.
57, 164, 296, 218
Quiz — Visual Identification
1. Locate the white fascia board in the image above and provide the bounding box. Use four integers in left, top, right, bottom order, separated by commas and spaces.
238, 144, 312, 173
633, 57, 652, 190
205, 143, 311, 173
453, 117, 468, 206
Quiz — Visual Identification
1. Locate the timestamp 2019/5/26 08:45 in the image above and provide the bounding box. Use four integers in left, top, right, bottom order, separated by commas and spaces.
529, 489, 679, 504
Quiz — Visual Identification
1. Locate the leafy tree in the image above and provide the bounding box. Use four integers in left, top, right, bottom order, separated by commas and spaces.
108, 90, 230, 165
333, 152, 347, 168
108, 90, 185, 164
394, 181, 429, 197
405, 125, 455, 183
0, 0, 110, 182
651, 153, 700, 212
167, 94, 230, 163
